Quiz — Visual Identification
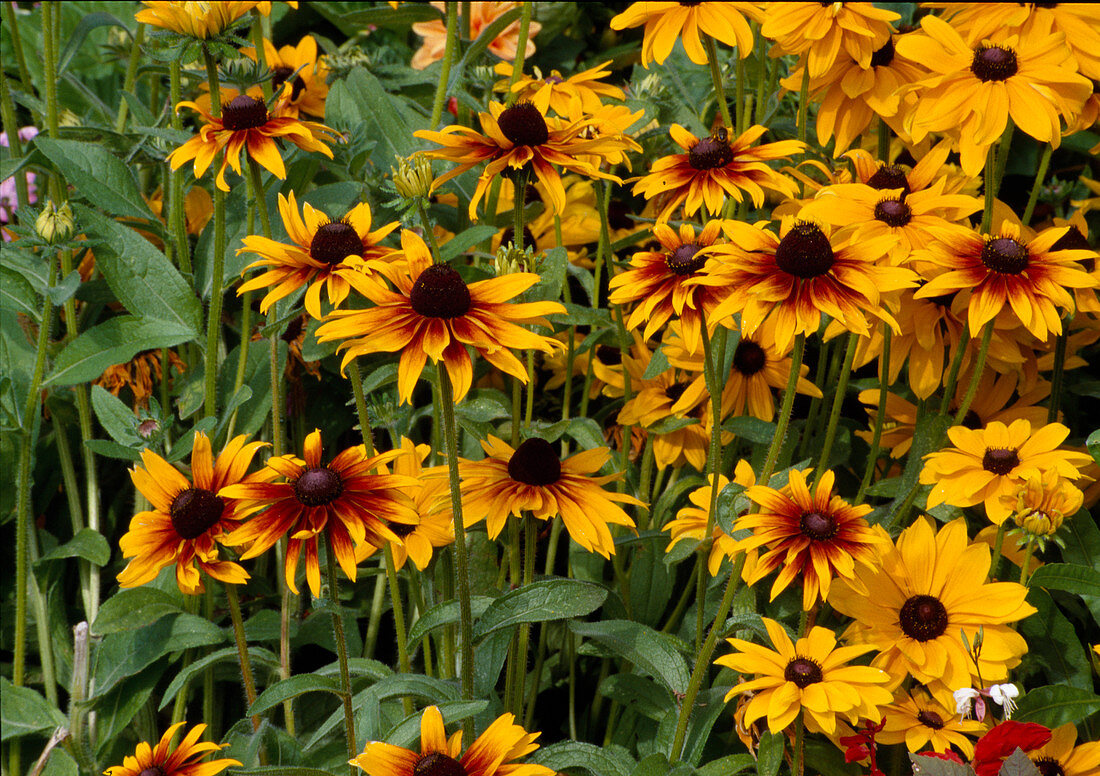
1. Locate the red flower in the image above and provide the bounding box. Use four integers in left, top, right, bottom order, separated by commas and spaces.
923, 752, 965, 764
840, 719, 886, 776
972, 722, 1052, 776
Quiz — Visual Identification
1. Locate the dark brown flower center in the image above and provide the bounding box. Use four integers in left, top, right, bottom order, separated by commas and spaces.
500, 225, 537, 250
508, 437, 561, 486
294, 467, 344, 507
679, 1, 703, 5
387, 520, 417, 538
1033, 758, 1064, 776
498, 102, 549, 147
732, 340, 766, 376
409, 264, 472, 318
221, 95, 268, 131
665, 243, 706, 275
688, 134, 734, 170
595, 344, 622, 366
870, 38, 895, 68
414, 752, 468, 776
917, 710, 945, 730
874, 198, 912, 227
310, 221, 363, 266
784, 657, 823, 688
138, 768, 166, 776
170, 487, 225, 540
898, 594, 948, 642
982, 447, 1020, 475
775, 221, 834, 279
272, 65, 307, 101
971, 45, 1019, 82
665, 382, 689, 403
866, 164, 911, 197
980, 237, 1029, 274
799, 510, 838, 541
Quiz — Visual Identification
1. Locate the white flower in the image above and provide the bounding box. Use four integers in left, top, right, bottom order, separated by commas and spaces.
953, 687, 980, 718
989, 683, 1019, 718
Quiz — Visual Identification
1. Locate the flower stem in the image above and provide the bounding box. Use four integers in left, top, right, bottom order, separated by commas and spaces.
114, 23, 145, 133
3, 1, 31, 91
224, 584, 261, 732
1021, 143, 1052, 227
796, 64, 811, 146
203, 48, 227, 421
0, 70, 31, 220
1019, 536, 1036, 585
857, 324, 891, 502
988, 522, 1006, 583
1047, 327, 1068, 423
439, 370, 476, 731
670, 555, 746, 762
937, 320, 970, 416
761, 334, 806, 486
347, 358, 376, 456
504, 2, 534, 106
704, 34, 733, 130
951, 321, 994, 427
429, 2, 459, 129
694, 323, 724, 651
793, 716, 806, 776
813, 332, 858, 484
324, 533, 358, 771
383, 544, 414, 716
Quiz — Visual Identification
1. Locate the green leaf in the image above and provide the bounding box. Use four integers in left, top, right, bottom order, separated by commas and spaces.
91, 587, 182, 635
35, 138, 154, 220
35, 528, 110, 567
529, 246, 568, 303
0, 678, 67, 740
695, 754, 756, 776
95, 613, 227, 694
309, 0, 442, 30
0, 264, 40, 319
473, 579, 608, 641
883, 413, 952, 526
1027, 563, 1100, 598
597, 673, 670, 720
84, 439, 143, 461
45, 316, 195, 387
722, 416, 778, 445
648, 416, 698, 434
566, 417, 608, 456
327, 67, 417, 165
46, 269, 82, 305
159, 646, 278, 710
1019, 588, 1091, 690
58, 12, 129, 74
91, 384, 140, 444
756, 731, 785, 776
408, 596, 495, 645
643, 344, 670, 380
998, 749, 1041, 776
530, 741, 635, 776
1062, 508, 1099, 570
248, 674, 344, 717
1012, 685, 1100, 727
909, 753, 975, 776
629, 534, 673, 627
569, 619, 690, 697
440, 225, 498, 262
75, 204, 201, 332
1086, 429, 1100, 466
387, 701, 489, 748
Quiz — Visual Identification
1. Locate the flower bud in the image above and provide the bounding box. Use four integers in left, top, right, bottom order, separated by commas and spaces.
391, 154, 434, 200
36, 200, 74, 243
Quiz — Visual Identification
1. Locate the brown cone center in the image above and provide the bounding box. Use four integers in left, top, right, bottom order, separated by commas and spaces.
980, 237, 1029, 274
688, 135, 734, 170
784, 657, 823, 688
874, 198, 912, 227
294, 467, 343, 507
310, 221, 363, 265
665, 243, 706, 275
414, 752, 468, 776
508, 437, 562, 486
799, 511, 838, 541
732, 340, 766, 376
221, 95, 268, 131
971, 45, 1019, 82
982, 447, 1020, 475
272, 65, 307, 101
409, 264, 472, 318
170, 487, 225, 540
775, 221, 834, 279
866, 164, 912, 197
498, 102, 549, 147
899, 594, 948, 642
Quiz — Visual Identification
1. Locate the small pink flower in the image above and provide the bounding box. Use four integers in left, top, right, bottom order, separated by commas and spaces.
0, 126, 39, 236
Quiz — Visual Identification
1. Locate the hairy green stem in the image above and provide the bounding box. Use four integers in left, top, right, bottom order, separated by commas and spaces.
0, 70, 31, 221
430, 2, 459, 129
856, 325, 891, 502
951, 321, 994, 427
504, 2, 534, 105
937, 320, 970, 416
383, 545, 414, 715
324, 534, 358, 772
694, 323, 724, 651
1022, 144, 1053, 227
225, 585, 262, 732
114, 23, 146, 132
760, 334, 805, 486
1047, 327, 1068, 423
813, 332, 858, 483
704, 34, 733, 131
203, 49, 227, 420
4, 2, 32, 91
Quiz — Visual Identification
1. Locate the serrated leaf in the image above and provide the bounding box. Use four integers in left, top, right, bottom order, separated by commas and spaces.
0, 678, 67, 740
386, 701, 488, 748
45, 316, 195, 387
35, 527, 110, 567
91, 587, 182, 635
1027, 563, 1100, 598
248, 674, 344, 716
91, 384, 140, 444
159, 646, 279, 710
473, 579, 607, 641
94, 613, 227, 694
530, 741, 635, 776
722, 416, 777, 444
569, 619, 689, 697
998, 749, 1041, 776
1012, 685, 1100, 727
35, 137, 155, 220
407, 596, 495, 645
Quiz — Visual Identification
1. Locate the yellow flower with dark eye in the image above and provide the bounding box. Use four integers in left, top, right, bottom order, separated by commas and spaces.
104, 721, 239, 776
718, 617, 893, 735
135, 1, 255, 39
877, 686, 984, 758
167, 95, 338, 191
495, 60, 625, 120
760, 2, 899, 78
1027, 723, 1100, 776
609, 2, 760, 67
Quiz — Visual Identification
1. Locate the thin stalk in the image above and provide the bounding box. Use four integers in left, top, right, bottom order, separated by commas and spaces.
249, 11, 274, 102
1047, 327, 1068, 423
937, 320, 970, 416
383, 545, 414, 716
52, 414, 93, 619
670, 555, 746, 762
203, 49, 227, 421
793, 716, 806, 776
704, 35, 733, 130
203, 588, 216, 736
951, 321, 994, 427
813, 332, 858, 483
795, 63, 810, 146
980, 143, 997, 234
988, 523, 1006, 583
523, 518, 565, 729
660, 561, 699, 635
168, 61, 191, 275
429, 2, 459, 129
0, 71, 31, 219
1022, 144, 1053, 226
279, 546, 296, 736
760, 334, 805, 486
363, 560, 387, 658
798, 337, 831, 459
504, 2, 534, 105
1019, 536, 1036, 585
114, 24, 146, 132
348, 359, 377, 455
734, 54, 745, 137
510, 517, 538, 718
694, 323, 724, 651
439, 371, 476, 728
324, 534, 358, 772
4, 2, 32, 90
224, 585, 261, 732
856, 325, 891, 502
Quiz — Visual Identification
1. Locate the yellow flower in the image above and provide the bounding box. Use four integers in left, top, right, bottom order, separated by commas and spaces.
135, 1, 255, 38
1004, 468, 1084, 540
877, 686, 984, 758
760, 2, 899, 78
104, 721, 239, 776
718, 617, 893, 735
609, 2, 759, 67
494, 60, 625, 120
1028, 723, 1100, 776
664, 461, 756, 576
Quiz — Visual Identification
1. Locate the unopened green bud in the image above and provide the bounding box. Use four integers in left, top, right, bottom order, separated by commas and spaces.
391, 154, 434, 200
36, 200, 74, 243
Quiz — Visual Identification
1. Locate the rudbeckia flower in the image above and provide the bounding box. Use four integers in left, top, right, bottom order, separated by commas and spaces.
913, 222, 1098, 342
829, 518, 1036, 691
236, 190, 399, 320
877, 686, 984, 758
410, 2, 541, 71
664, 462, 757, 576
220, 430, 418, 596
167, 95, 338, 191
632, 124, 803, 220
1004, 468, 1084, 543
737, 468, 886, 610
608, 2, 759, 67
1027, 723, 1100, 776
494, 60, 625, 120
352, 705, 553, 776
135, 1, 254, 38
315, 229, 564, 405
458, 436, 641, 558
760, 2, 899, 78
920, 419, 1092, 525
414, 101, 633, 218
718, 617, 893, 735
95, 348, 186, 410
104, 721, 239, 776
897, 16, 1093, 177
117, 432, 265, 595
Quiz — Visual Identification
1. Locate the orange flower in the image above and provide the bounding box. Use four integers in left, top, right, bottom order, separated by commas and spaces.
411, 2, 541, 70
